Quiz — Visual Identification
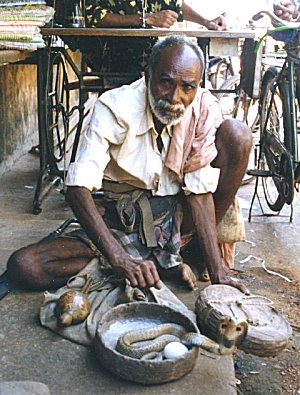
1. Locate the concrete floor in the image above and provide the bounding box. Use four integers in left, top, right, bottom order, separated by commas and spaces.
0, 150, 299, 395
0, 152, 238, 395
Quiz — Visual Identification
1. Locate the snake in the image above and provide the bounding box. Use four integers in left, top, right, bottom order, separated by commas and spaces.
116, 323, 221, 359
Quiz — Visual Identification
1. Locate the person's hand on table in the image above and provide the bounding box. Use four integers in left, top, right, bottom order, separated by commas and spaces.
273, 1, 299, 21
146, 10, 179, 28
205, 14, 228, 31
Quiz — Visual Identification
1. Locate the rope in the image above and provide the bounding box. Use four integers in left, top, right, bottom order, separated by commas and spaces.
66, 273, 116, 293
207, 295, 274, 325
208, 295, 274, 307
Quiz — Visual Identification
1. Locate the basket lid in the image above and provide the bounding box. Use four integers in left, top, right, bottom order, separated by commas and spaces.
195, 285, 292, 357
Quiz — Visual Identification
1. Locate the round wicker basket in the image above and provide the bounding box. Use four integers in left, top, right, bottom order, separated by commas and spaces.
94, 302, 199, 384
195, 285, 292, 357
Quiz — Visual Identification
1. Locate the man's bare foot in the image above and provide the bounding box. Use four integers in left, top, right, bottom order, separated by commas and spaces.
199, 268, 210, 282
178, 263, 198, 290
159, 263, 198, 290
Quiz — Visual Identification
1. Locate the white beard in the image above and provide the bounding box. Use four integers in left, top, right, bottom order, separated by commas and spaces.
147, 88, 188, 126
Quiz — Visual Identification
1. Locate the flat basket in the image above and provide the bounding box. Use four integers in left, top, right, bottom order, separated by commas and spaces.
94, 302, 199, 384
195, 285, 292, 357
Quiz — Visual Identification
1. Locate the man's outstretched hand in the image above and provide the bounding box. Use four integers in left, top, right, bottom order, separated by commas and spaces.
218, 275, 250, 295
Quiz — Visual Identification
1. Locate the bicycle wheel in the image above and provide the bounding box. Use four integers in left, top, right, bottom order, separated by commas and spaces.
210, 58, 234, 89
46, 50, 70, 164
216, 75, 259, 130
259, 68, 294, 211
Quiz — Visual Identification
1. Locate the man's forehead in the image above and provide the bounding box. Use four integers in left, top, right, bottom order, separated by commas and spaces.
153, 44, 202, 74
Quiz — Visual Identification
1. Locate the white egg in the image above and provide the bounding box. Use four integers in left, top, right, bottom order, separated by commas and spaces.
163, 341, 189, 359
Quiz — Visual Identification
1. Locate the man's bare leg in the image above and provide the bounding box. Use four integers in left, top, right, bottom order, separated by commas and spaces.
212, 118, 253, 223
7, 238, 94, 290
180, 233, 209, 282
179, 119, 252, 284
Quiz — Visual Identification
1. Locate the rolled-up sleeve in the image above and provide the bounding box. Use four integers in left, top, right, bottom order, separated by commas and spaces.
66, 136, 110, 192
183, 164, 220, 195
65, 101, 112, 192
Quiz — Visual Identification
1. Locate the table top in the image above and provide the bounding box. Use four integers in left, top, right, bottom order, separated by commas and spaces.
41, 27, 256, 39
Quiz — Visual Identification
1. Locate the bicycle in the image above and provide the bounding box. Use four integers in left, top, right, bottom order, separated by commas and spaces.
207, 56, 235, 89
213, 38, 262, 185
248, 11, 300, 220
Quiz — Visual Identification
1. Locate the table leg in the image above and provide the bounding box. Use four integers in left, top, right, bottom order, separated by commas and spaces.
33, 47, 63, 214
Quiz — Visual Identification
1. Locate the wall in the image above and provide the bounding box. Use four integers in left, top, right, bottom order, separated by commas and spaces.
0, 49, 82, 176
0, 61, 38, 175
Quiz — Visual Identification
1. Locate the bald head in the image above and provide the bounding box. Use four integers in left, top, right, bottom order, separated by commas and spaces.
147, 35, 205, 78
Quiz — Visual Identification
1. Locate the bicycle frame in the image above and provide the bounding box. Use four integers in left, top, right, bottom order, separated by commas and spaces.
281, 59, 298, 164
249, 29, 300, 219
266, 45, 300, 180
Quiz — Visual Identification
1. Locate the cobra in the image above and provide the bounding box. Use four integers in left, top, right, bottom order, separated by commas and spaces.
116, 323, 223, 359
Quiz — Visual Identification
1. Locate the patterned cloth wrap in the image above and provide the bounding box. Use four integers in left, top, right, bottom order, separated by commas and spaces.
60, 0, 183, 75
64, 187, 184, 271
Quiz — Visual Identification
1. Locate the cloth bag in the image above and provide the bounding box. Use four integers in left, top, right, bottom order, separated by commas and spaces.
217, 196, 245, 244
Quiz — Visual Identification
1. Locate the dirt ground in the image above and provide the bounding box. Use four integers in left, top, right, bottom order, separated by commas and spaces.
228, 189, 300, 395
233, 268, 300, 395
1, 152, 300, 395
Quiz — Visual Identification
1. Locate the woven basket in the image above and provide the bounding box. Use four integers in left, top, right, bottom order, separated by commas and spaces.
195, 285, 292, 357
94, 302, 199, 384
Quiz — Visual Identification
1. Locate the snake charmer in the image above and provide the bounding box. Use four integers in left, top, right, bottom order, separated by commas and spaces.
6, 35, 252, 294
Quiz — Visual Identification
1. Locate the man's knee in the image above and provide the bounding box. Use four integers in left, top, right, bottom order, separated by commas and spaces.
7, 246, 39, 288
218, 118, 252, 147
214, 119, 252, 165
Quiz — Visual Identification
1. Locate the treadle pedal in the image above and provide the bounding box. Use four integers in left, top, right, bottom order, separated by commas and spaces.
247, 169, 273, 177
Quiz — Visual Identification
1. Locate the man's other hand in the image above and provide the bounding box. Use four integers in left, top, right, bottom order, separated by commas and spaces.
273, 1, 299, 21
219, 275, 251, 295
146, 10, 179, 28
112, 254, 161, 289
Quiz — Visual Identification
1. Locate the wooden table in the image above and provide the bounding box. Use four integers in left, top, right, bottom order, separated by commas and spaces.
32, 27, 255, 214
42, 27, 255, 37
41, 27, 255, 56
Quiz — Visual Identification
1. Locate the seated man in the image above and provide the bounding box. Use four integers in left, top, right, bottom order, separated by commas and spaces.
60, 0, 227, 75
7, 35, 252, 294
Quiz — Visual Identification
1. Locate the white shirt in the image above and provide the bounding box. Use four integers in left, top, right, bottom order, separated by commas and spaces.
66, 78, 221, 195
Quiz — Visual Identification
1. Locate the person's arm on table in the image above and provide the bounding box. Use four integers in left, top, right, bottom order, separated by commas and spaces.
187, 192, 250, 295
94, 9, 179, 28
90, 1, 228, 30
182, 2, 228, 30
67, 186, 161, 289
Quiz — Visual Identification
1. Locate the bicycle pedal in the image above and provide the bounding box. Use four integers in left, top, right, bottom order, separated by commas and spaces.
247, 169, 273, 177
